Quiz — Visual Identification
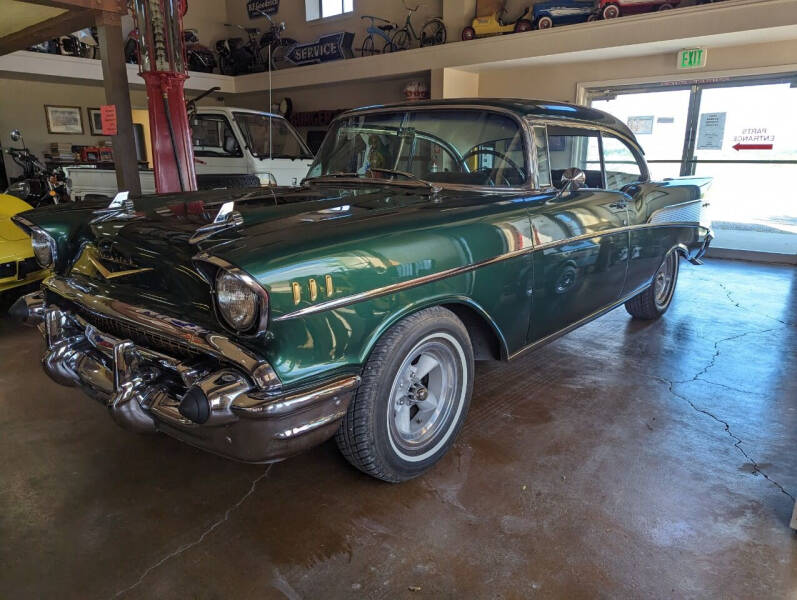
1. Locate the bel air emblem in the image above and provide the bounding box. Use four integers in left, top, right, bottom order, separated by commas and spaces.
88, 256, 153, 280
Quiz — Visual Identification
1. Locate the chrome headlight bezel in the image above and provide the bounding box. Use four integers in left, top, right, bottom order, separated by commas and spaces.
213, 267, 269, 336
30, 227, 57, 269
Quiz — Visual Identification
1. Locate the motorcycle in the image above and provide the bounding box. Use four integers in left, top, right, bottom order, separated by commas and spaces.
126, 28, 217, 73
5, 131, 70, 207
28, 28, 98, 58
184, 29, 217, 73
216, 10, 296, 75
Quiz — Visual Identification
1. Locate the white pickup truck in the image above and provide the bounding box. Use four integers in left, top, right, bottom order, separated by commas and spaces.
66, 107, 314, 200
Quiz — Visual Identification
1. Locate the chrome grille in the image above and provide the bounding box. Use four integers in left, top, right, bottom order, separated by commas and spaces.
74, 306, 200, 360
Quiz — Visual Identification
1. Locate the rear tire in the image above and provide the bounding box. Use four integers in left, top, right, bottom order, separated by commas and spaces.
390, 28, 411, 51
336, 307, 474, 482
461, 26, 476, 41
537, 16, 554, 29
602, 4, 620, 18
625, 251, 680, 319
514, 19, 533, 32
361, 35, 376, 55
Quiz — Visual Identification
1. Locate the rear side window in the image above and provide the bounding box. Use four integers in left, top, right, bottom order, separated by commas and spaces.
546, 126, 603, 189
601, 134, 644, 191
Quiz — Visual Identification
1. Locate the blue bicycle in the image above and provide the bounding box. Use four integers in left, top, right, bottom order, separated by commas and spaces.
361, 15, 397, 55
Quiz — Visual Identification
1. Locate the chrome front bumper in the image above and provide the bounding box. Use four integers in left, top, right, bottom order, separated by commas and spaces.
11, 281, 359, 463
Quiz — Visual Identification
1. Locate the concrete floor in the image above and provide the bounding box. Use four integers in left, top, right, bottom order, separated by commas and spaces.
0, 258, 795, 599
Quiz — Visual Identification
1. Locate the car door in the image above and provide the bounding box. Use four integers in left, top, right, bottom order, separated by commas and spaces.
526, 124, 630, 343
190, 114, 245, 177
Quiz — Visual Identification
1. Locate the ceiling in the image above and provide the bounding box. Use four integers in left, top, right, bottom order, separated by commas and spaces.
0, 0, 67, 38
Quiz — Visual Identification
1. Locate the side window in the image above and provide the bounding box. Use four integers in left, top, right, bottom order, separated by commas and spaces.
191, 116, 241, 158
547, 126, 602, 189
601, 134, 643, 191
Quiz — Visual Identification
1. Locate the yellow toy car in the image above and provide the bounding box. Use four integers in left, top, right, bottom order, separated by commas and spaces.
462, 0, 532, 40
0, 193, 48, 296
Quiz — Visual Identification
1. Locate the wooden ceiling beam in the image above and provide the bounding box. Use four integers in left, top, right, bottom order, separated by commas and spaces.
14, 0, 125, 14
0, 8, 99, 56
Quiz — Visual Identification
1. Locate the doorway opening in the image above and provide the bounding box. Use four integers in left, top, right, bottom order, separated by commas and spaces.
586, 74, 797, 258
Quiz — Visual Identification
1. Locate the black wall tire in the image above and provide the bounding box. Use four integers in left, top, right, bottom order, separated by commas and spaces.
335, 307, 474, 482
625, 251, 680, 320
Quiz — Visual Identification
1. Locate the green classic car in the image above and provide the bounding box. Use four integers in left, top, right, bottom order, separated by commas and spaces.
10, 99, 712, 482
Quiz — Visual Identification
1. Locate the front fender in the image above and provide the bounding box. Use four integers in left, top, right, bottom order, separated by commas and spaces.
359, 294, 509, 365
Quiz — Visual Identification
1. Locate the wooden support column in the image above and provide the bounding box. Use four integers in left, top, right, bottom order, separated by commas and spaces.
96, 11, 141, 196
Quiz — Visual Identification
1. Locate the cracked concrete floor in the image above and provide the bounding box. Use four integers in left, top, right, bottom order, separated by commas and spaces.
0, 258, 795, 599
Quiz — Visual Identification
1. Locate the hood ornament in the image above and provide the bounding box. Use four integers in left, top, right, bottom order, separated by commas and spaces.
91, 191, 138, 223
189, 201, 244, 245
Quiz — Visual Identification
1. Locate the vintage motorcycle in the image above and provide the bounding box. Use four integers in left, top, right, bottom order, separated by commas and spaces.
125, 28, 217, 73
28, 28, 98, 58
4, 131, 70, 207
216, 10, 296, 74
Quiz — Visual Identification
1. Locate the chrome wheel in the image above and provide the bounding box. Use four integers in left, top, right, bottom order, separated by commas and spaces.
387, 334, 464, 458
654, 252, 678, 308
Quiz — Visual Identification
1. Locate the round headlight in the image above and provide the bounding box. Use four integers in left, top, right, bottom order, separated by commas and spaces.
215, 270, 261, 332
30, 229, 55, 268
8, 181, 31, 200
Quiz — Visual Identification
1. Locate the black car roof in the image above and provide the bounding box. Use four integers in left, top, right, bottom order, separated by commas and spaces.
341, 98, 637, 145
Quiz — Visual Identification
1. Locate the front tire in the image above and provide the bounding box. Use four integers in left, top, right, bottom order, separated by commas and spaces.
336, 307, 474, 482
625, 250, 680, 319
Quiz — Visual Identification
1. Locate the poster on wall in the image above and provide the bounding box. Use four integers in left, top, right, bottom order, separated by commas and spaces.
45, 105, 83, 135
286, 32, 355, 66
696, 112, 726, 150
247, 0, 279, 18
627, 116, 654, 135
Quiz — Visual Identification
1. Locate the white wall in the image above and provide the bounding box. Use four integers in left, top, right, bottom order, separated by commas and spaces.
477, 39, 797, 103
225, 0, 443, 54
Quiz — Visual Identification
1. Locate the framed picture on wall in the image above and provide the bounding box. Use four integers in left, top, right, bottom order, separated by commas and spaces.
87, 108, 106, 135
44, 105, 84, 135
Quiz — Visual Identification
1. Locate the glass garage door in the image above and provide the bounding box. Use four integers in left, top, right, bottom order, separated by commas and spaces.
588, 76, 797, 257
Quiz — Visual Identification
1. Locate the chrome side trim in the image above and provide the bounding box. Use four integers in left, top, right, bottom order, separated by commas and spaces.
42, 276, 280, 390
648, 199, 702, 224
234, 375, 361, 417
273, 222, 697, 322
508, 285, 650, 361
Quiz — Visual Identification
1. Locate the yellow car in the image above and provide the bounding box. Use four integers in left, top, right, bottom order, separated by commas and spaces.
461, 3, 533, 40
0, 193, 48, 295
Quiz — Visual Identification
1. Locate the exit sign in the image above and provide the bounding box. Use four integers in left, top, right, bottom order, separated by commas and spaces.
678, 48, 707, 69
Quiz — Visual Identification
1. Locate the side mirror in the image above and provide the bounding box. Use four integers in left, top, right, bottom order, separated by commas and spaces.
10, 129, 21, 142
560, 167, 586, 192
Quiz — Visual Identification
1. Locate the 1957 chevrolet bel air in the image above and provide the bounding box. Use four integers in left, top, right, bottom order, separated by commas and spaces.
10, 99, 712, 482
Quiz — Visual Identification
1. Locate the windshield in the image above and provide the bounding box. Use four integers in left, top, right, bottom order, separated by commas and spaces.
233, 112, 313, 159
307, 109, 528, 188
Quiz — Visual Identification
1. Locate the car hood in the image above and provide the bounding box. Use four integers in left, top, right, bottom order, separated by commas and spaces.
57, 183, 517, 323
0, 194, 33, 242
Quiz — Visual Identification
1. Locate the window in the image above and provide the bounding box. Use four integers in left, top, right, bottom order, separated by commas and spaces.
306, 0, 353, 21
547, 126, 602, 189
233, 113, 313, 159
191, 115, 241, 158
307, 109, 528, 188
601, 134, 643, 190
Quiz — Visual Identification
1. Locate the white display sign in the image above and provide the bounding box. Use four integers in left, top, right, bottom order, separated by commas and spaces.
627, 116, 654, 135
696, 112, 726, 150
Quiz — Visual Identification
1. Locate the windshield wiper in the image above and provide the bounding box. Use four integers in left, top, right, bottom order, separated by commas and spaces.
368, 168, 441, 193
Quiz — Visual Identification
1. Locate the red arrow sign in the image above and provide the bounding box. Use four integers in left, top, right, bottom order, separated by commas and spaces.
733, 143, 773, 151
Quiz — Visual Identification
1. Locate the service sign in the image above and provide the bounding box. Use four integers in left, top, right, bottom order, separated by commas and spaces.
677, 48, 707, 70
286, 32, 354, 66
247, 0, 279, 18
